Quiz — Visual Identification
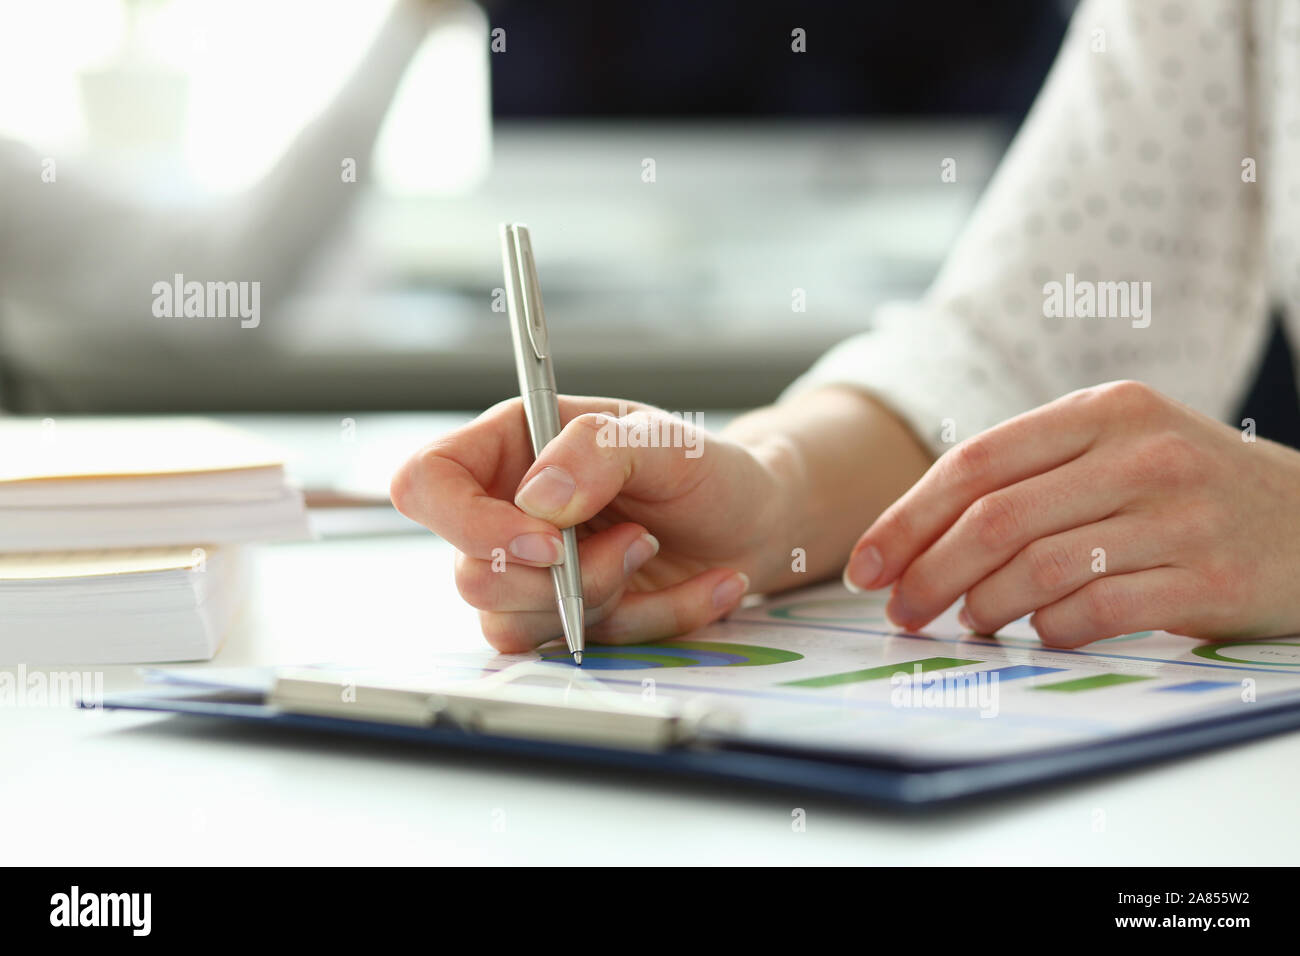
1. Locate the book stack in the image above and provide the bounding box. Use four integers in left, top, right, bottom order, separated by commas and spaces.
0, 418, 310, 664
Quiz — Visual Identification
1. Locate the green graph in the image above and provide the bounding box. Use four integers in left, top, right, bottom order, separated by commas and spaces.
1032, 673, 1153, 693
1192, 641, 1300, 667
540, 640, 803, 670
768, 598, 889, 625
781, 657, 980, 689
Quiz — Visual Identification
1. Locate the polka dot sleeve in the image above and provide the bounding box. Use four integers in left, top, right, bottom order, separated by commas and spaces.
782, 0, 1271, 456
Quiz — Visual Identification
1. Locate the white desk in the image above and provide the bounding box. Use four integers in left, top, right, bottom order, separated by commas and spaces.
4, 414, 1299, 864
6, 531, 1300, 865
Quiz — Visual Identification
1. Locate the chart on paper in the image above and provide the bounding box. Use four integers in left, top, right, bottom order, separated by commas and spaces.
195, 582, 1300, 765
439, 581, 1300, 763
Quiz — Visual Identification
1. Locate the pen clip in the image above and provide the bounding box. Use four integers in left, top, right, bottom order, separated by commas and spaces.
510, 225, 550, 361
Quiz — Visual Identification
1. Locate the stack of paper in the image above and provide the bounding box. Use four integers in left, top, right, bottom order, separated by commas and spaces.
0, 418, 309, 664
0, 418, 309, 550
0, 547, 243, 664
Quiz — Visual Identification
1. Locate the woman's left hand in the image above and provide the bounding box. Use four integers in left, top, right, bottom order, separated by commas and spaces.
842, 380, 1300, 647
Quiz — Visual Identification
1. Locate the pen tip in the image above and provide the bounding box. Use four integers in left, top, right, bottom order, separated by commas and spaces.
558, 594, 585, 666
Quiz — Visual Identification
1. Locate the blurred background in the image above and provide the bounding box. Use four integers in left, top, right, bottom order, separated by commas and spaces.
0, 0, 1074, 413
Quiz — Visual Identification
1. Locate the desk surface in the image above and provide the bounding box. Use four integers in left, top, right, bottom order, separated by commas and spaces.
6, 532, 1299, 865
4, 414, 1299, 864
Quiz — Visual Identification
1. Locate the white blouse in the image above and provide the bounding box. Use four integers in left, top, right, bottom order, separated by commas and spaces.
785, 0, 1300, 456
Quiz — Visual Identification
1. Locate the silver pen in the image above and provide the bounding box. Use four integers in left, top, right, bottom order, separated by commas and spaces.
499, 223, 585, 665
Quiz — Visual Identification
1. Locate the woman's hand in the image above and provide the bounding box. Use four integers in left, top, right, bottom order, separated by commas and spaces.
390, 396, 797, 652
844, 380, 1300, 647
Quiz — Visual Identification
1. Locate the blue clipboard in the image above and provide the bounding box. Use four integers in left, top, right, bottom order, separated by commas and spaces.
88, 680, 1300, 808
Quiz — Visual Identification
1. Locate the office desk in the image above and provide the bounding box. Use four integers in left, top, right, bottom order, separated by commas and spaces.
4, 414, 1299, 864
7, 532, 1300, 865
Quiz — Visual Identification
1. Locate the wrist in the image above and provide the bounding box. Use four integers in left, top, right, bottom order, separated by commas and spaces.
723, 387, 933, 595
732, 429, 814, 594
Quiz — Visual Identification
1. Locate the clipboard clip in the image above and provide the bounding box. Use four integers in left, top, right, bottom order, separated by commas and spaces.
268, 664, 736, 752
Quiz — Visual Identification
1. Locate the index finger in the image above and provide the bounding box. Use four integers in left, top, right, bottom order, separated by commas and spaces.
845, 388, 1104, 591
390, 395, 651, 565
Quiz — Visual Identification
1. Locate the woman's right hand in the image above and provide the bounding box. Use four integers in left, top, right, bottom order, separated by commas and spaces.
389, 396, 798, 653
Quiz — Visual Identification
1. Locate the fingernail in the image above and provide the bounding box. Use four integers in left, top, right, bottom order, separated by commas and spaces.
623, 532, 660, 575
958, 607, 973, 631
887, 592, 917, 628
508, 533, 563, 565
842, 565, 862, 594
514, 466, 576, 518
845, 545, 883, 591
712, 572, 749, 610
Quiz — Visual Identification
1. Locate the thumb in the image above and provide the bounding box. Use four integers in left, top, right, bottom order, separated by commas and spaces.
513, 409, 709, 528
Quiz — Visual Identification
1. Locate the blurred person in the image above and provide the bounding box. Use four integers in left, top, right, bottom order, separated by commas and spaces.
0, 0, 455, 404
